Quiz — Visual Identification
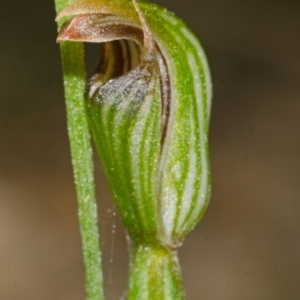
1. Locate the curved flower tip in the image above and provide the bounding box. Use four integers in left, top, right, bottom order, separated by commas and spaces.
56, 0, 212, 249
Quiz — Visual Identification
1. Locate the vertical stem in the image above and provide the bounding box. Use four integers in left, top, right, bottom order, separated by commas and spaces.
128, 244, 185, 300
54, 2, 104, 299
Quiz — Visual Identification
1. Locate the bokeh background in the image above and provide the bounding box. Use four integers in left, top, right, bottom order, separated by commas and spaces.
1, 0, 300, 299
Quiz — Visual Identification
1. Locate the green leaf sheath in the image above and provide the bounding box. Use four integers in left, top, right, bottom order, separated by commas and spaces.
128, 245, 184, 300
55, 2, 104, 300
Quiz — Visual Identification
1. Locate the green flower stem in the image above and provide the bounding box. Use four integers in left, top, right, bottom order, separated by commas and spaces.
128, 244, 185, 300
54, 1, 104, 299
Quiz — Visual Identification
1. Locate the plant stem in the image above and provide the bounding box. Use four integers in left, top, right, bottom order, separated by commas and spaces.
128, 244, 185, 300
54, 2, 104, 299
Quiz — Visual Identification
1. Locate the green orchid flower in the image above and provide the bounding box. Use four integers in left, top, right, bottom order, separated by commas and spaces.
56, 0, 212, 298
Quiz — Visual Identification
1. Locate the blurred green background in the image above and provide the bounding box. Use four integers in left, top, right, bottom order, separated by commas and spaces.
1, 0, 300, 299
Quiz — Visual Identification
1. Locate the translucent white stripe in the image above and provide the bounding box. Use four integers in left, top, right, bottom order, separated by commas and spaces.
129, 88, 154, 210
181, 27, 212, 115
160, 14, 185, 46
186, 53, 209, 224
176, 115, 198, 230
159, 10, 179, 27
161, 187, 178, 243
154, 37, 178, 243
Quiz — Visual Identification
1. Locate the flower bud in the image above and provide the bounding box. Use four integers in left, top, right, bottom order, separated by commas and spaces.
57, 0, 212, 249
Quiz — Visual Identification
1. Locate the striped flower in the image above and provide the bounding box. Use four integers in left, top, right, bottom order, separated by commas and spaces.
57, 0, 212, 249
